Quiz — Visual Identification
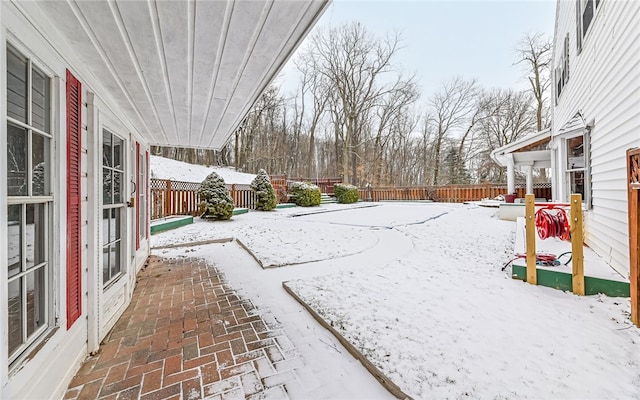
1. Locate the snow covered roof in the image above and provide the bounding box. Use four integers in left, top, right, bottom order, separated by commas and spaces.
150, 155, 256, 185
490, 128, 551, 167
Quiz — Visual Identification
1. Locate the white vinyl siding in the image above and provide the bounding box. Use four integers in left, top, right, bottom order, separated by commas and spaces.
553, 1, 640, 276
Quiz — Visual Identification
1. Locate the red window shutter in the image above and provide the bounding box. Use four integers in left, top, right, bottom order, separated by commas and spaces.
146, 150, 150, 239
66, 70, 82, 329
136, 142, 140, 250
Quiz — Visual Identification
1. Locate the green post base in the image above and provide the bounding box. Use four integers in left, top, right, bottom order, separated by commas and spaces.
511, 263, 630, 297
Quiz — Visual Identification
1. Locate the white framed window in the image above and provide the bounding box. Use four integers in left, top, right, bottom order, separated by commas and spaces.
102, 130, 125, 287
564, 131, 591, 207
555, 34, 570, 102
576, 0, 602, 53
6, 43, 54, 365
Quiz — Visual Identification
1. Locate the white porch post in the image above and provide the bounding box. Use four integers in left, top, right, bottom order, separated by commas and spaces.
525, 166, 534, 195
506, 161, 515, 194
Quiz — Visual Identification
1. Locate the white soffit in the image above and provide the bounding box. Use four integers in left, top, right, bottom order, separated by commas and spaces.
34, 0, 329, 150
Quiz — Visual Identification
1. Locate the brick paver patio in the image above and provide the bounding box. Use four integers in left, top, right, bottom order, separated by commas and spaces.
65, 256, 301, 400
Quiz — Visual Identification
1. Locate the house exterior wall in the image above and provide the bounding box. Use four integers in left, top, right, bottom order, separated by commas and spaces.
552, 0, 640, 277
1, 2, 150, 398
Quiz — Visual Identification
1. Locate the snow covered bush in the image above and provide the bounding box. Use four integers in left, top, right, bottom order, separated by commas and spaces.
289, 182, 321, 207
197, 172, 234, 220
250, 169, 276, 211
334, 183, 359, 204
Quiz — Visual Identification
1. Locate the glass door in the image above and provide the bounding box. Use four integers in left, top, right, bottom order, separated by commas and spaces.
101, 130, 125, 287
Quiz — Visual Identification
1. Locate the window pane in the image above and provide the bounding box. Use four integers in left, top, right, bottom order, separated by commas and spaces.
32, 133, 50, 196
139, 195, 145, 240
8, 124, 28, 196
103, 131, 112, 167
582, 0, 594, 35
570, 170, 585, 197
7, 47, 28, 123
26, 267, 46, 338
567, 136, 585, 169
8, 205, 22, 278
113, 136, 123, 170
102, 209, 110, 245
102, 246, 110, 283
110, 208, 120, 242
32, 66, 50, 133
103, 170, 112, 205
8, 278, 23, 356
110, 243, 121, 279
113, 172, 122, 204
26, 204, 46, 269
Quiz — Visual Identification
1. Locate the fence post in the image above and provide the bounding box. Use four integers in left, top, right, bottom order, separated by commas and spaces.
231, 184, 237, 206
164, 179, 172, 218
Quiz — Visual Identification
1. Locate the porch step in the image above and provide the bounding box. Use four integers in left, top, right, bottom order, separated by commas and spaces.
150, 215, 193, 235
320, 194, 337, 204
233, 207, 249, 216
276, 203, 296, 209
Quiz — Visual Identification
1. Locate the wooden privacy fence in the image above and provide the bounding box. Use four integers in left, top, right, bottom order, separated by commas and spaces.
151, 177, 553, 219
359, 183, 552, 203
151, 179, 257, 219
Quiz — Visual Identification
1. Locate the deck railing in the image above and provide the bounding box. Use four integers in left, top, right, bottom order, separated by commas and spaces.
151, 177, 552, 219
284, 176, 343, 195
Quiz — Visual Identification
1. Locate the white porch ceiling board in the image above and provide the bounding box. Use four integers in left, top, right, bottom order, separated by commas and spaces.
154, 1, 191, 146
191, 1, 228, 148
75, 1, 165, 139
31, 0, 329, 149
35, 0, 159, 143
197, 0, 271, 147
206, 1, 319, 149
115, 0, 179, 145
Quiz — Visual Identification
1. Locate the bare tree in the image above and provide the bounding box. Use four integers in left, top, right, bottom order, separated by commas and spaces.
515, 33, 552, 132
473, 89, 537, 181
294, 50, 331, 177
308, 22, 407, 184
427, 77, 477, 185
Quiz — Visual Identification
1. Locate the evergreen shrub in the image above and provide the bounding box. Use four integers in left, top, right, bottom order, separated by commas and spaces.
289, 182, 321, 207
334, 183, 359, 204
250, 169, 277, 211
197, 172, 234, 220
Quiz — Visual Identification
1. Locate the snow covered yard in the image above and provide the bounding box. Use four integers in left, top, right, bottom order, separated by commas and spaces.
151, 202, 640, 399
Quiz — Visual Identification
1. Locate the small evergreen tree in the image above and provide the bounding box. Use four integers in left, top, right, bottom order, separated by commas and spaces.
197, 172, 234, 220
250, 169, 277, 211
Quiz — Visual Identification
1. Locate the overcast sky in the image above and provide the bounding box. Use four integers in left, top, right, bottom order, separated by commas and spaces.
277, 0, 556, 97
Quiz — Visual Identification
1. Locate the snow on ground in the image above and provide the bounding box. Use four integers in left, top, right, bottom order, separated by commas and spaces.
151, 207, 379, 267
150, 155, 256, 184
151, 202, 640, 399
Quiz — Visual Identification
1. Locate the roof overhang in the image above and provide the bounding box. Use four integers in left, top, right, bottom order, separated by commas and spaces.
29, 0, 329, 150
490, 128, 552, 168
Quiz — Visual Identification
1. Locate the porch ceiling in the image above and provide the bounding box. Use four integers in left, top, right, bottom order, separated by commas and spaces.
32, 0, 328, 150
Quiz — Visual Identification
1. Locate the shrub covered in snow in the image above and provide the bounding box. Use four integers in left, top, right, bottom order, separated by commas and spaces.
250, 169, 277, 211
197, 172, 234, 220
334, 183, 359, 204
289, 182, 321, 207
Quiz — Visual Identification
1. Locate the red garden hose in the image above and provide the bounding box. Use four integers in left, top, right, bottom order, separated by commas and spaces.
535, 206, 571, 241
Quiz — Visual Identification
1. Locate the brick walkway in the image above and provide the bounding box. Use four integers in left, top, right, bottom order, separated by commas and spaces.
65, 256, 301, 400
